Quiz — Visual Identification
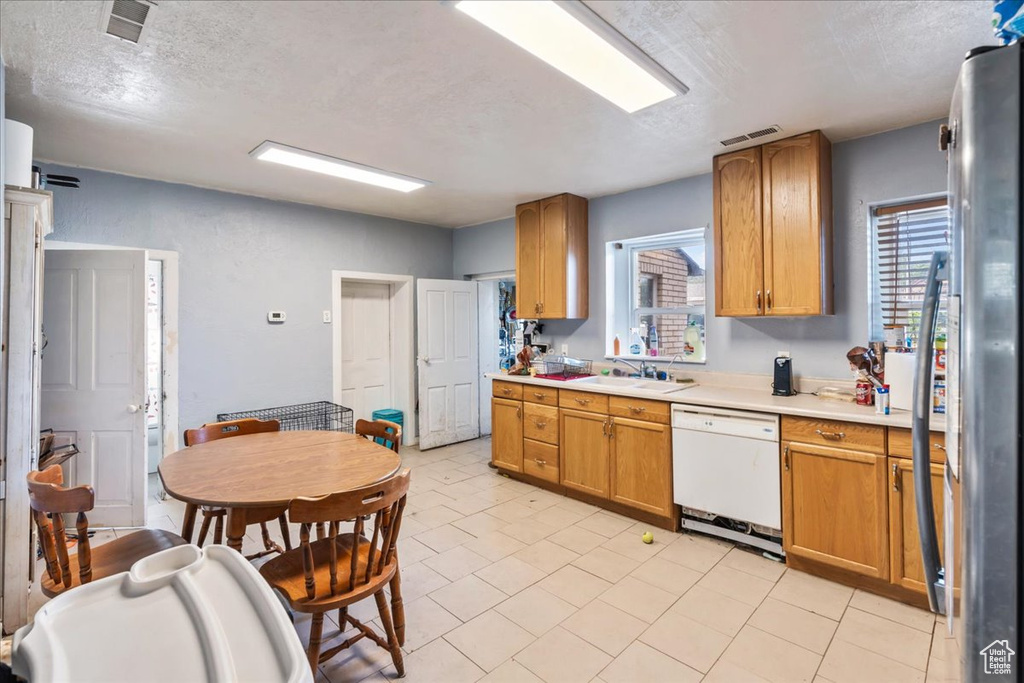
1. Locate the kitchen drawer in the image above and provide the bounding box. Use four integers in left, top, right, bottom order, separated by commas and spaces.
524, 402, 559, 444
523, 439, 559, 484
493, 381, 523, 401
523, 386, 559, 406
782, 416, 885, 454
559, 390, 609, 414
889, 428, 946, 463
608, 396, 671, 424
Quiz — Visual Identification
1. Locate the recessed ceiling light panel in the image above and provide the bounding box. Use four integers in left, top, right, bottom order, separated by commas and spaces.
249, 141, 430, 193
455, 0, 687, 113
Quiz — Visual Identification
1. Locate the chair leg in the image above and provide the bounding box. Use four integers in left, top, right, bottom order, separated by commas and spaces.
374, 590, 405, 678
181, 504, 198, 544
196, 511, 213, 547
260, 522, 275, 552
307, 613, 325, 674
389, 568, 406, 647
278, 515, 292, 551
337, 606, 348, 633
213, 513, 224, 545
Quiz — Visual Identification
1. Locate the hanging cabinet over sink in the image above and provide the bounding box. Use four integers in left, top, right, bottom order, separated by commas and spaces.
713, 130, 833, 317
515, 193, 589, 320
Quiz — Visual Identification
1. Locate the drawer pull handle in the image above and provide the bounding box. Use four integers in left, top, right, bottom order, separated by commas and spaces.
629, 406, 647, 414
934, 443, 946, 451
574, 398, 591, 405
783, 445, 790, 471
534, 421, 547, 429
516, 406, 521, 418
815, 429, 845, 441
892, 462, 900, 492
533, 392, 546, 399
535, 458, 546, 466
502, 388, 513, 396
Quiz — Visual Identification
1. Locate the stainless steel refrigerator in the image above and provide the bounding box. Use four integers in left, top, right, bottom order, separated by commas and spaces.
914, 41, 1021, 682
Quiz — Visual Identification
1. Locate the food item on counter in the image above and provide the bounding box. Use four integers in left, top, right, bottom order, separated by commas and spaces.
641, 531, 654, 544
875, 384, 890, 415
856, 380, 874, 406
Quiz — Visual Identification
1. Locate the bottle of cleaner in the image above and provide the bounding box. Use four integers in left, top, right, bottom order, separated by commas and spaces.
684, 321, 704, 360
613, 335, 621, 356
628, 327, 646, 356
648, 325, 659, 357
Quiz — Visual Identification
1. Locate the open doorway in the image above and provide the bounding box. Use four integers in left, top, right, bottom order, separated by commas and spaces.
475, 274, 515, 437
146, 258, 163, 475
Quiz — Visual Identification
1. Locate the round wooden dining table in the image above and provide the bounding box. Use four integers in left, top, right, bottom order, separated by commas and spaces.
158, 430, 402, 553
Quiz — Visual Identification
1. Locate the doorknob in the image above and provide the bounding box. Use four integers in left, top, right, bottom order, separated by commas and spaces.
418, 356, 430, 364
127, 404, 141, 414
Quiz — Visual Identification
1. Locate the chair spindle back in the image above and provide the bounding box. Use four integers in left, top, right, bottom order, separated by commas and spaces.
183, 418, 281, 447
27, 465, 96, 590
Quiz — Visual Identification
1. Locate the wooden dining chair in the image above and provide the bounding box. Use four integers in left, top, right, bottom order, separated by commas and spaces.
181, 418, 291, 558
355, 419, 402, 454
259, 469, 411, 676
28, 465, 187, 598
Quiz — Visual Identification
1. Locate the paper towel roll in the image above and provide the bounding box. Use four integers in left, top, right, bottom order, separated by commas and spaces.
4, 119, 34, 188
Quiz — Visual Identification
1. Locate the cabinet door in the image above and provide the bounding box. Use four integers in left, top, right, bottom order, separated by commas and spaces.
539, 195, 567, 319
761, 132, 832, 316
713, 147, 764, 317
491, 398, 523, 472
890, 458, 956, 594
609, 416, 672, 516
516, 201, 542, 318
560, 408, 610, 498
782, 441, 889, 579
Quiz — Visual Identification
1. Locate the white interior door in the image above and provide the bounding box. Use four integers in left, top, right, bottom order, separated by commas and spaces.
41, 250, 147, 527
340, 281, 393, 421
417, 279, 478, 450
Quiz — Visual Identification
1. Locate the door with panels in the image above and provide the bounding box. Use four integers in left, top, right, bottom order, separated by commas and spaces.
416, 279, 479, 449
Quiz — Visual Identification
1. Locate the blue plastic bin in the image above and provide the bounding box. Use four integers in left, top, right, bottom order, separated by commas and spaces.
371, 409, 403, 446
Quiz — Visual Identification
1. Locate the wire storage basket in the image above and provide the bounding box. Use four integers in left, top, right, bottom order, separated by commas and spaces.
542, 356, 593, 378
217, 401, 354, 433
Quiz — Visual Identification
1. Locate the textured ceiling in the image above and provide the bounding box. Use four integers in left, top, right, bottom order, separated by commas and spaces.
1, 0, 993, 227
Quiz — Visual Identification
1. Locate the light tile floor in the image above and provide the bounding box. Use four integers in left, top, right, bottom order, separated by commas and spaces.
30, 436, 957, 683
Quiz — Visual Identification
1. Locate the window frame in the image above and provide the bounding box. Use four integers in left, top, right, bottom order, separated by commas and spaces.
604, 228, 707, 363
868, 195, 949, 346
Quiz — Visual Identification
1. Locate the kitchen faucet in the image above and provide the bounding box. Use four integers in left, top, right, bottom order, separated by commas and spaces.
613, 357, 654, 379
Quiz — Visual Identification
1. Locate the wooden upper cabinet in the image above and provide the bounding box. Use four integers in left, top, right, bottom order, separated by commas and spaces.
516, 193, 588, 319
713, 131, 833, 317
713, 147, 764, 316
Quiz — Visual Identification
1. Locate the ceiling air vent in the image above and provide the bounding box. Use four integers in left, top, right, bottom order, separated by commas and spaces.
101, 0, 157, 45
719, 125, 784, 147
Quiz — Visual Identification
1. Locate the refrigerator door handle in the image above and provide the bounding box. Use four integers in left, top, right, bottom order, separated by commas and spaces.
913, 249, 948, 615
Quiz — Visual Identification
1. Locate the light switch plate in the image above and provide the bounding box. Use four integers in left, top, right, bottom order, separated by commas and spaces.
561, 343, 569, 354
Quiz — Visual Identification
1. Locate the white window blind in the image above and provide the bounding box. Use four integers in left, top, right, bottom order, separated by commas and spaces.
872, 197, 949, 342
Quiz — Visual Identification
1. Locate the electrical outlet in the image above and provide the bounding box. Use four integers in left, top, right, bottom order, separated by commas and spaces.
777, 350, 791, 358
561, 343, 569, 355
322, 311, 332, 324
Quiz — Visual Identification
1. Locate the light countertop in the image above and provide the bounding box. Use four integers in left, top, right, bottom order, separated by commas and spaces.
485, 373, 947, 432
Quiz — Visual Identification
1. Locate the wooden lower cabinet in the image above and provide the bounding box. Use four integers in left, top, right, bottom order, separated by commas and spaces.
560, 409, 610, 498
889, 458, 959, 595
523, 439, 559, 484
609, 417, 672, 516
491, 398, 523, 472
782, 441, 890, 579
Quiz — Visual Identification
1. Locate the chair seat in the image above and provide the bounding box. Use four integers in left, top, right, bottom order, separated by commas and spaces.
41, 529, 187, 598
260, 533, 397, 612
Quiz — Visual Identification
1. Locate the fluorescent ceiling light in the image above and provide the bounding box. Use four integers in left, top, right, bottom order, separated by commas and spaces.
455, 0, 687, 113
249, 141, 429, 193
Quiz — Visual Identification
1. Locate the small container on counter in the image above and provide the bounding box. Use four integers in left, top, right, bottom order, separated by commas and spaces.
856, 380, 874, 406
874, 384, 890, 415
934, 380, 947, 414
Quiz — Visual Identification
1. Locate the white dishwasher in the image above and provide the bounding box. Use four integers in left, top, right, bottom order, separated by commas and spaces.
672, 405, 783, 554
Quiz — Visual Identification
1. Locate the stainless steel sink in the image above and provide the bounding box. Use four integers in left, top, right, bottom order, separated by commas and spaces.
573, 375, 696, 394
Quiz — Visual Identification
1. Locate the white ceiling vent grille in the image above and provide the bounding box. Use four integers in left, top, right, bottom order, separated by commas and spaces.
101, 0, 157, 45
719, 125, 783, 147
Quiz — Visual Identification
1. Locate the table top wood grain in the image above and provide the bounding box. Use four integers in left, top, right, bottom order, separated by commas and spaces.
158, 431, 402, 508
